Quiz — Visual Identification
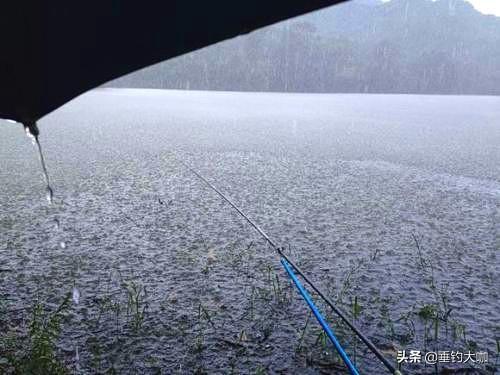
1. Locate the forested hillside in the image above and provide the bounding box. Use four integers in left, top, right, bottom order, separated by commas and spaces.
109, 0, 500, 95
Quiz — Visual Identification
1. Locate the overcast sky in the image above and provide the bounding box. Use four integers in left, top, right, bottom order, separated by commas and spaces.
467, 0, 500, 16
380, 0, 500, 16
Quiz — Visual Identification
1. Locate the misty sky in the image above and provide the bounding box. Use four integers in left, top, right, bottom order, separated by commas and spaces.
467, 0, 500, 16
382, 0, 500, 16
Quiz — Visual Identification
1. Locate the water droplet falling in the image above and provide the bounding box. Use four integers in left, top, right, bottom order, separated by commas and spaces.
23, 122, 54, 204
72, 287, 80, 305
46, 187, 53, 204
75, 345, 80, 372
59, 241, 66, 249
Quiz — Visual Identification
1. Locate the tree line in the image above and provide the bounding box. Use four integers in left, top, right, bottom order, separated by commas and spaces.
109, 0, 500, 95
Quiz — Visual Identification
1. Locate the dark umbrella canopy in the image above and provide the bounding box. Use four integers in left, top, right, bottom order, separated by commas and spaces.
0, 0, 345, 124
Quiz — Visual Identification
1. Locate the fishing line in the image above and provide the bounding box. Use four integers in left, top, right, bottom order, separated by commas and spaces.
173, 154, 400, 375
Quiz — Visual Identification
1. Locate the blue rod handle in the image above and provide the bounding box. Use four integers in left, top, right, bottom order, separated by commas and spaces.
281, 258, 360, 375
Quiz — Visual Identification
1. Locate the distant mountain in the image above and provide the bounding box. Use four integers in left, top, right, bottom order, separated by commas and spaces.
108, 0, 500, 95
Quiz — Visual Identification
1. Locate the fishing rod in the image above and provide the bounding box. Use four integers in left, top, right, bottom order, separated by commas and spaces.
174, 155, 401, 375
175, 156, 358, 374
282, 258, 359, 375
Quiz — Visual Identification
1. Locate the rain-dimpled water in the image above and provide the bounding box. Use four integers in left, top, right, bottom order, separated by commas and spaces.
0, 89, 499, 374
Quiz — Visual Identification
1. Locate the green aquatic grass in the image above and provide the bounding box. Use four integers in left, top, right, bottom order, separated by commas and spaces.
296, 311, 312, 353
1, 236, 496, 373
0, 293, 71, 375
125, 281, 147, 333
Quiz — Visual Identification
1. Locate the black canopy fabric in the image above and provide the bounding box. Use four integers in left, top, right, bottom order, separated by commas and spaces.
0, 1, 345, 124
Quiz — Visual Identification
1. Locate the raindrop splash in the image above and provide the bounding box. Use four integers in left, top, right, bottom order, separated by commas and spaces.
23, 122, 54, 204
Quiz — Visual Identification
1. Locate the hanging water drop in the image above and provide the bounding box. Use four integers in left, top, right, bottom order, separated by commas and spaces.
23, 121, 54, 205
24, 125, 37, 145
46, 186, 54, 204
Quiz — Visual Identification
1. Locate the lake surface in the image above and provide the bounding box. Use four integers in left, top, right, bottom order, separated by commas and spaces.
1, 89, 499, 374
